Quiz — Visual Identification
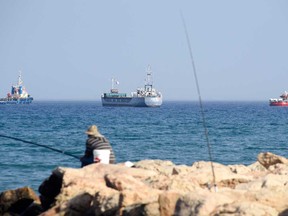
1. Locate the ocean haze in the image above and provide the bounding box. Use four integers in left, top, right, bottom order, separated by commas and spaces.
0, 1, 287, 101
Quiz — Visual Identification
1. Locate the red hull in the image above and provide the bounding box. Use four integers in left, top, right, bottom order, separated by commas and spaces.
270, 102, 288, 106
270, 91, 288, 106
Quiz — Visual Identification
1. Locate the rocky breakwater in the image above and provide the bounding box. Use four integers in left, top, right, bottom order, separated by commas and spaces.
1, 152, 288, 216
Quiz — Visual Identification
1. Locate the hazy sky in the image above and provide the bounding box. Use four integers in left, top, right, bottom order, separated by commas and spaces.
0, 0, 287, 101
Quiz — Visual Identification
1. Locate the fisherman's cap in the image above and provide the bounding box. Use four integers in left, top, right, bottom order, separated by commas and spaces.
85, 125, 103, 137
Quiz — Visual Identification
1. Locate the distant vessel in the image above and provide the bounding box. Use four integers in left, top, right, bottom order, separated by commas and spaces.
101, 65, 162, 107
0, 71, 33, 104
269, 91, 288, 106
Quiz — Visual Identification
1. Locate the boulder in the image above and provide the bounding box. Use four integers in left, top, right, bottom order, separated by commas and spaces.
212, 201, 279, 216
2, 152, 288, 215
134, 159, 176, 176
0, 186, 41, 215
257, 152, 288, 169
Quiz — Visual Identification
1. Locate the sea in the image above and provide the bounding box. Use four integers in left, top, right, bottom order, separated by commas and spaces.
0, 101, 287, 194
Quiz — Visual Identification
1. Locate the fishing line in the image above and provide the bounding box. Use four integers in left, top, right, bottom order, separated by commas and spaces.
180, 12, 217, 191
0, 134, 80, 160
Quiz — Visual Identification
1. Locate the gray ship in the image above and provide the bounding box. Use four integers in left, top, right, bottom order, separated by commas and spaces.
101, 65, 162, 107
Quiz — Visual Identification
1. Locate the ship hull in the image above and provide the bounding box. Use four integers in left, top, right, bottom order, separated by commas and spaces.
269, 101, 288, 106
101, 96, 162, 107
0, 97, 33, 105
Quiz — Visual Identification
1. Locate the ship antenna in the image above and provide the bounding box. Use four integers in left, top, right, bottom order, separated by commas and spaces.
181, 12, 217, 192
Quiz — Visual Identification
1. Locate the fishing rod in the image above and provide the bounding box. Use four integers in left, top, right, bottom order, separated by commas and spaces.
0, 134, 80, 160
180, 12, 217, 191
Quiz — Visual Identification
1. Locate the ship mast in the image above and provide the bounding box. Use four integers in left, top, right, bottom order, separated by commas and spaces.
144, 65, 153, 92
111, 78, 115, 90
111, 78, 119, 93
145, 65, 153, 86
17, 71, 23, 86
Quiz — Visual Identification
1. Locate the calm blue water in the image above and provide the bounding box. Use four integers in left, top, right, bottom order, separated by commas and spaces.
0, 101, 287, 193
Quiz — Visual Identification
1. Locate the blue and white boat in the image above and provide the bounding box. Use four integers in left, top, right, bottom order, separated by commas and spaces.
0, 71, 33, 104
101, 65, 162, 107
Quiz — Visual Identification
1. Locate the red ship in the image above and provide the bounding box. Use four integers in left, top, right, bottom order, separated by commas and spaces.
269, 91, 288, 106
